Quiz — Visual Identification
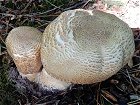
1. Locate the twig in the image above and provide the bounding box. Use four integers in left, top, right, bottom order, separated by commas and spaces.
127, 99, 140, 105
0, 35, 5, 44
128, 69, 140, 73
120, 71, 140, 85
21, 0, 33, 13
132, 63, 140, 68
37, 22, 49, 28
133, 55, 140, 58
0, 13, 15, 17
35, 95, 52, 104
18, 100, 22, 105
81, 0, 91, 8
45, 0, 62, 10
5, 20, 9, 35
101, 94, 114, 105
115, 85, 126, 93
96, 83, 101, 105
37, 6, 61, 15
125, 69, 138, 93
64, 1, 87, 11
0, 50, 7, 56
134, 39, 140, 41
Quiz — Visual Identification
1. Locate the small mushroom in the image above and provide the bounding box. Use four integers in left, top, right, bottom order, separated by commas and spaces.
41, 9, 135, 84
6, 26, 70, 90
6, 26, 42, 81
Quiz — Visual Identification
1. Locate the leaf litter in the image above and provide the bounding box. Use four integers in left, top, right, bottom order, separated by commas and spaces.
0, 0, 140, 105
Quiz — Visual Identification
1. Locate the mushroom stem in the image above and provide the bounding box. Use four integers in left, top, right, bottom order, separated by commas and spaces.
35, 68, 71, 90
19, 72, 38, 81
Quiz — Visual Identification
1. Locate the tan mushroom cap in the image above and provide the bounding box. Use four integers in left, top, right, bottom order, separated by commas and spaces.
6, 26, 42, 75
41, 9, 135, 84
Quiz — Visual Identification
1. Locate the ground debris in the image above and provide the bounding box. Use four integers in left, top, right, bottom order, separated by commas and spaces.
0, 0, 140, 105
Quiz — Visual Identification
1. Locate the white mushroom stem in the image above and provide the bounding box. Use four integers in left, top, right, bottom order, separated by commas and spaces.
35, 68, 71, 90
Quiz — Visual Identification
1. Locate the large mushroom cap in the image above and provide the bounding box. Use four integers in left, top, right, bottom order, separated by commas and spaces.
6, 26, 42, 75
41, 9, 135, 84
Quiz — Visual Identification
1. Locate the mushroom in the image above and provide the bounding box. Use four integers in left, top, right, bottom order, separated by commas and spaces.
41, 9, 135, 84
6, 26, 70, 90
6, 26, 42, 81
6, 9, 135, 91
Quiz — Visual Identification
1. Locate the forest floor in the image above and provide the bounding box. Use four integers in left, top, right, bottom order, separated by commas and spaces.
0, 0, 140, 105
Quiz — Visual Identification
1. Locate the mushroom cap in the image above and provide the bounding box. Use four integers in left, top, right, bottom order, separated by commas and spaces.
41, 9, 135, 84
6, 26, 42, 74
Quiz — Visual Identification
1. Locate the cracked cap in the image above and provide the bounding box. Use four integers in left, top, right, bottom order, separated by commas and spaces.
41, 9, 134, 84
6, 26, 42, 74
